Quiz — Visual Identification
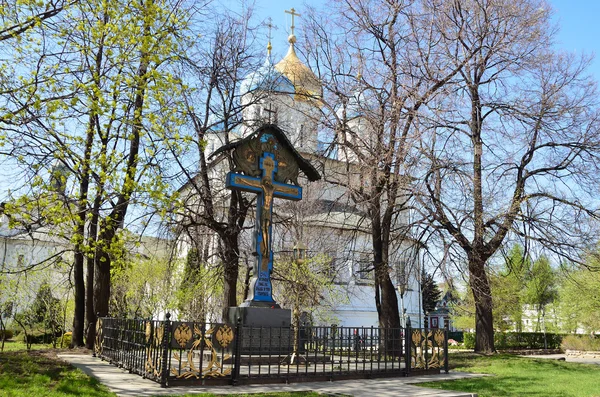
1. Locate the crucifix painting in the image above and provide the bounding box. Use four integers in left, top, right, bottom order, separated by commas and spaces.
220, 124, 320, 307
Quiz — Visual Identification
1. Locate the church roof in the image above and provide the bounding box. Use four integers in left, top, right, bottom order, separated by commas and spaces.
274, 35, 321, 102
210, 124, 321, 182
240, 56, 295, 97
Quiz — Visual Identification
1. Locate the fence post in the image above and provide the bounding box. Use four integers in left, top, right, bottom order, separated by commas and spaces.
404, 317, 411, 376
232, 317, 242, 385
444, 321, 449, 374
160, 313, 171, 388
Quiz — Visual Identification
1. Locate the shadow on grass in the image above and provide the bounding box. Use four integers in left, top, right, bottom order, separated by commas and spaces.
0, 350, 70, 378
0, 351, 114, 396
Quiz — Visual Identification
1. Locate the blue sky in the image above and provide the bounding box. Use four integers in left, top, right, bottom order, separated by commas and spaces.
250, 0, 600, 82
551, 0, 600, 79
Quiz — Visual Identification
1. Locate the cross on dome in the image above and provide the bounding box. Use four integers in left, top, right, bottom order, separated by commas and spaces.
265, 17, 276, 56
285, 8, 301, 43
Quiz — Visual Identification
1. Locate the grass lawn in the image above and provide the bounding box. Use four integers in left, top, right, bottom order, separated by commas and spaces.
1, 340, 55, 352
418, 352, 600, 397
0, 350, 116, 397
0, 347, 325, 397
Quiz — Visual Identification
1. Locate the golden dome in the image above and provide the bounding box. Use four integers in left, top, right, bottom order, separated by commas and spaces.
275, 35, 321, 103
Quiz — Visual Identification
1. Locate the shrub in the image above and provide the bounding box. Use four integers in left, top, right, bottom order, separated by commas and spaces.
60, 332, 72, 348
561, 335, 600, 351
0, 329, 14, 340
495, 332, 563, 350
464, 332, 475, 349
463, 332, 563, 350
20, 329, 60, 344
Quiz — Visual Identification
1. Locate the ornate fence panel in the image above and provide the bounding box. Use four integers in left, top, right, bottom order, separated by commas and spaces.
95, 316, 448, 386
405, 324, 449, 375
168, 321, 236, 385
94, 317, 172, 384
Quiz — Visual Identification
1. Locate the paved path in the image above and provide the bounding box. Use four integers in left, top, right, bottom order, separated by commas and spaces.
518, 353, 600, 366
59, 354, 481, 397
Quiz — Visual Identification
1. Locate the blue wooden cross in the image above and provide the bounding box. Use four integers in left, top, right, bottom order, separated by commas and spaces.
226, 151, 302, 306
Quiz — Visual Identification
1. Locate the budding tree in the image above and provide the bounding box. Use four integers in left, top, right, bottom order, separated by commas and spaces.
417, 0, 600, 352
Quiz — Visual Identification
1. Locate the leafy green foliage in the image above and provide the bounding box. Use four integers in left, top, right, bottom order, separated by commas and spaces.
523, 255, 558, 331
28, 283, 63, 334
1, 0, 196, 344
175, 248, 223, 322
12, 283, 63, 347
557, 260, 600, 333
109, 233, 179, 319
60, 332, 72, 349
463, 332, 564, 350
0, 329, 14, 339
463, 332, 475, 349
273, 254, 345, 327
493, 245, 530, 331
452, 245, 559, 333
19, 329, 60, 344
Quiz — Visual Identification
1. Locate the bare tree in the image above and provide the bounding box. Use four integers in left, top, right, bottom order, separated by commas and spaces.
302, 0, 477, 335
166, 9, 263, 315
417, 0, 600, 353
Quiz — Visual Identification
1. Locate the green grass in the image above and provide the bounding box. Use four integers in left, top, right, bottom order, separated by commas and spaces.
0, 350, 116, 397
419, 352, 600, 397
0, 340, 56, 352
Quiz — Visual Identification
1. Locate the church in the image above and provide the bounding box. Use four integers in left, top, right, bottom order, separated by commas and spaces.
181, 13, 424, 329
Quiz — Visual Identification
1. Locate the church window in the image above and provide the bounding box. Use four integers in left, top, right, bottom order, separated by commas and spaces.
263, 103, 278, 124
357, 252, 373, 280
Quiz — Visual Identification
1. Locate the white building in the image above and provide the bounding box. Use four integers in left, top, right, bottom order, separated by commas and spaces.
183, 30, 423, 328
0, 207, 72, 323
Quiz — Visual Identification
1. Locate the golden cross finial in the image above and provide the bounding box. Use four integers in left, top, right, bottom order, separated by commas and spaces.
285, 8, 301, 36
266, 18, 274, 40
265, 17, 275, 55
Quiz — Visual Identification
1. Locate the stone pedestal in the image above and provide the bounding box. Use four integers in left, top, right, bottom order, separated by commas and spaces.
226, 306, 292, 355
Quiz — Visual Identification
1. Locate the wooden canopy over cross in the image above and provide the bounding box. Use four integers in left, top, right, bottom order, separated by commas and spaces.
216, 125, 320, 307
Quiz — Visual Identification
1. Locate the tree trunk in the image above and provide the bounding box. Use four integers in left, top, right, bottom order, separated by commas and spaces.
221, 233, 240, 316
85, 255, 97, 347
372, 213, 401, 356
85, 194, 101, 349
469, 256, 494, 353
71, 122, 95, 347
94, 236, 113, 318
372, 213, 401, 330
71, 250, 86, 347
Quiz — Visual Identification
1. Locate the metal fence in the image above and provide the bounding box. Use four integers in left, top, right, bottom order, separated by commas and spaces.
94, 315, 448, 387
